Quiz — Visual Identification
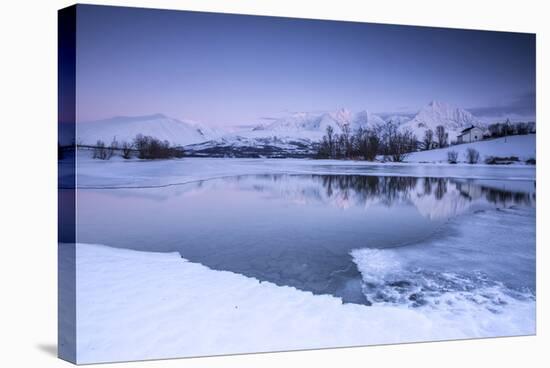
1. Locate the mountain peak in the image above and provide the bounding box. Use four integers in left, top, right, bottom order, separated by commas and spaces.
400, 101, 481, 141
334, 107, 352, 115
427, 100, 447, 109
330, 108, 353, 125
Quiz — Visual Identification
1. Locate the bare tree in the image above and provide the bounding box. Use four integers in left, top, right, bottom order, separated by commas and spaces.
93, 140, 107, 160
335, 134, 344, 159
503, 118, 512, 142
341, 123, 353, 158
423, 129, 434, 150
317, 136, 330, 159
435, 125, 448, 148
488, 123, 502, 138
516, 122, 529, 135
121, 141, 133, 159
106, 137, 118, 160
447, 150, 458, 164
382, 122, 416, 162
326, 125, 334, 158
356, 127, 380, 161
465, 148, 480, 164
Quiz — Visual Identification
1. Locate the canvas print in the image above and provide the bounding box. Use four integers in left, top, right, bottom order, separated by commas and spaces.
58, 4, 536, 364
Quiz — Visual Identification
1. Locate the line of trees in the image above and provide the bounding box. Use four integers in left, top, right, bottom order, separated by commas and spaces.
422, 125, 449, 151
92, 137, 118, 160
133, 134, 185, 159
92, 134, 185, 160
316, 122, 417, 162
487, 120, 535, 138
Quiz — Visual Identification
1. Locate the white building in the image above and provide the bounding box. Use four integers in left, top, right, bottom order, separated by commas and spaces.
457, 126, 483, 144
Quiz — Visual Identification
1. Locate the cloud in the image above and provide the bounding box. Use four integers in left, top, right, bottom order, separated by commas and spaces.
468, 91, 535, 118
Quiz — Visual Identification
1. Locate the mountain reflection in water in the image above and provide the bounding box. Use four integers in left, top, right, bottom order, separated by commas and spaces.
74, 174, 535, 305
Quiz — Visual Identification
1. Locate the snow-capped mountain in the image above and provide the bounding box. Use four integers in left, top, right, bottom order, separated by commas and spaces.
77, 114, 215, 146
185, 108, 388, 157
383, 115, 412, 125
73, 101, 490, 158
185, 136, 316, 158
246, 108, 385, 141
399, 101, 482, 141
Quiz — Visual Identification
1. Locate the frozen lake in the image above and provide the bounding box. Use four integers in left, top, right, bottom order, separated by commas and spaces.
73, 173, 536, 307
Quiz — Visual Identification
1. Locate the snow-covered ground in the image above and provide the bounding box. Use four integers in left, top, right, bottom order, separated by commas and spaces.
64, 205, 535, 364
406, 134, 536, 163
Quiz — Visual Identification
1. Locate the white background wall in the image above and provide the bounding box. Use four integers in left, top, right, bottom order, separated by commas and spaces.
0, 0, 547, 367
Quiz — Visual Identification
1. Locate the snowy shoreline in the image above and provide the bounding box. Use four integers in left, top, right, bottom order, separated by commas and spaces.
60, 148, 535, 190
65, 242, 535, 364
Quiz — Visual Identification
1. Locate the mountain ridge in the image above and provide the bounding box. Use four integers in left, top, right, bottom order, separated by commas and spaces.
74, 101, 493, 153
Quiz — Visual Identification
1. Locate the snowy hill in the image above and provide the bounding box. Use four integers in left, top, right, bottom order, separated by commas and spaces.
406, 134, 536, 164
400, 101, 482, 142
76, 114, 215, 146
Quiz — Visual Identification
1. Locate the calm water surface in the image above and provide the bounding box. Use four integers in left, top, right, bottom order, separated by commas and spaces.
74, 174, 535, 305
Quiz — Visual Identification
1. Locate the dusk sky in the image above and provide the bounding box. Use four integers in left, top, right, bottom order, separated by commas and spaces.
75, 4, 536, 126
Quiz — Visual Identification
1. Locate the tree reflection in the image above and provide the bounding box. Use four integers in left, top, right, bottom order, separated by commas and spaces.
223, 174, 535, 213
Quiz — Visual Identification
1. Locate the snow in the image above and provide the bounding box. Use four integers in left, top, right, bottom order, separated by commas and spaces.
406, 134, 536, 163
63, 149, 535, 190
215, 102, 493, 151
230, 108, 386, 143
383, 114, 412, 125
60, 147, 536, 363
351, 206, 536, 306
71, 108, 395, 152
70, 103, 535, 155
247, 103, 477, 143
64, 207, 535, 364
399, 101, 482, 142
185, 135, 315, 156
76, 114, 216, 146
